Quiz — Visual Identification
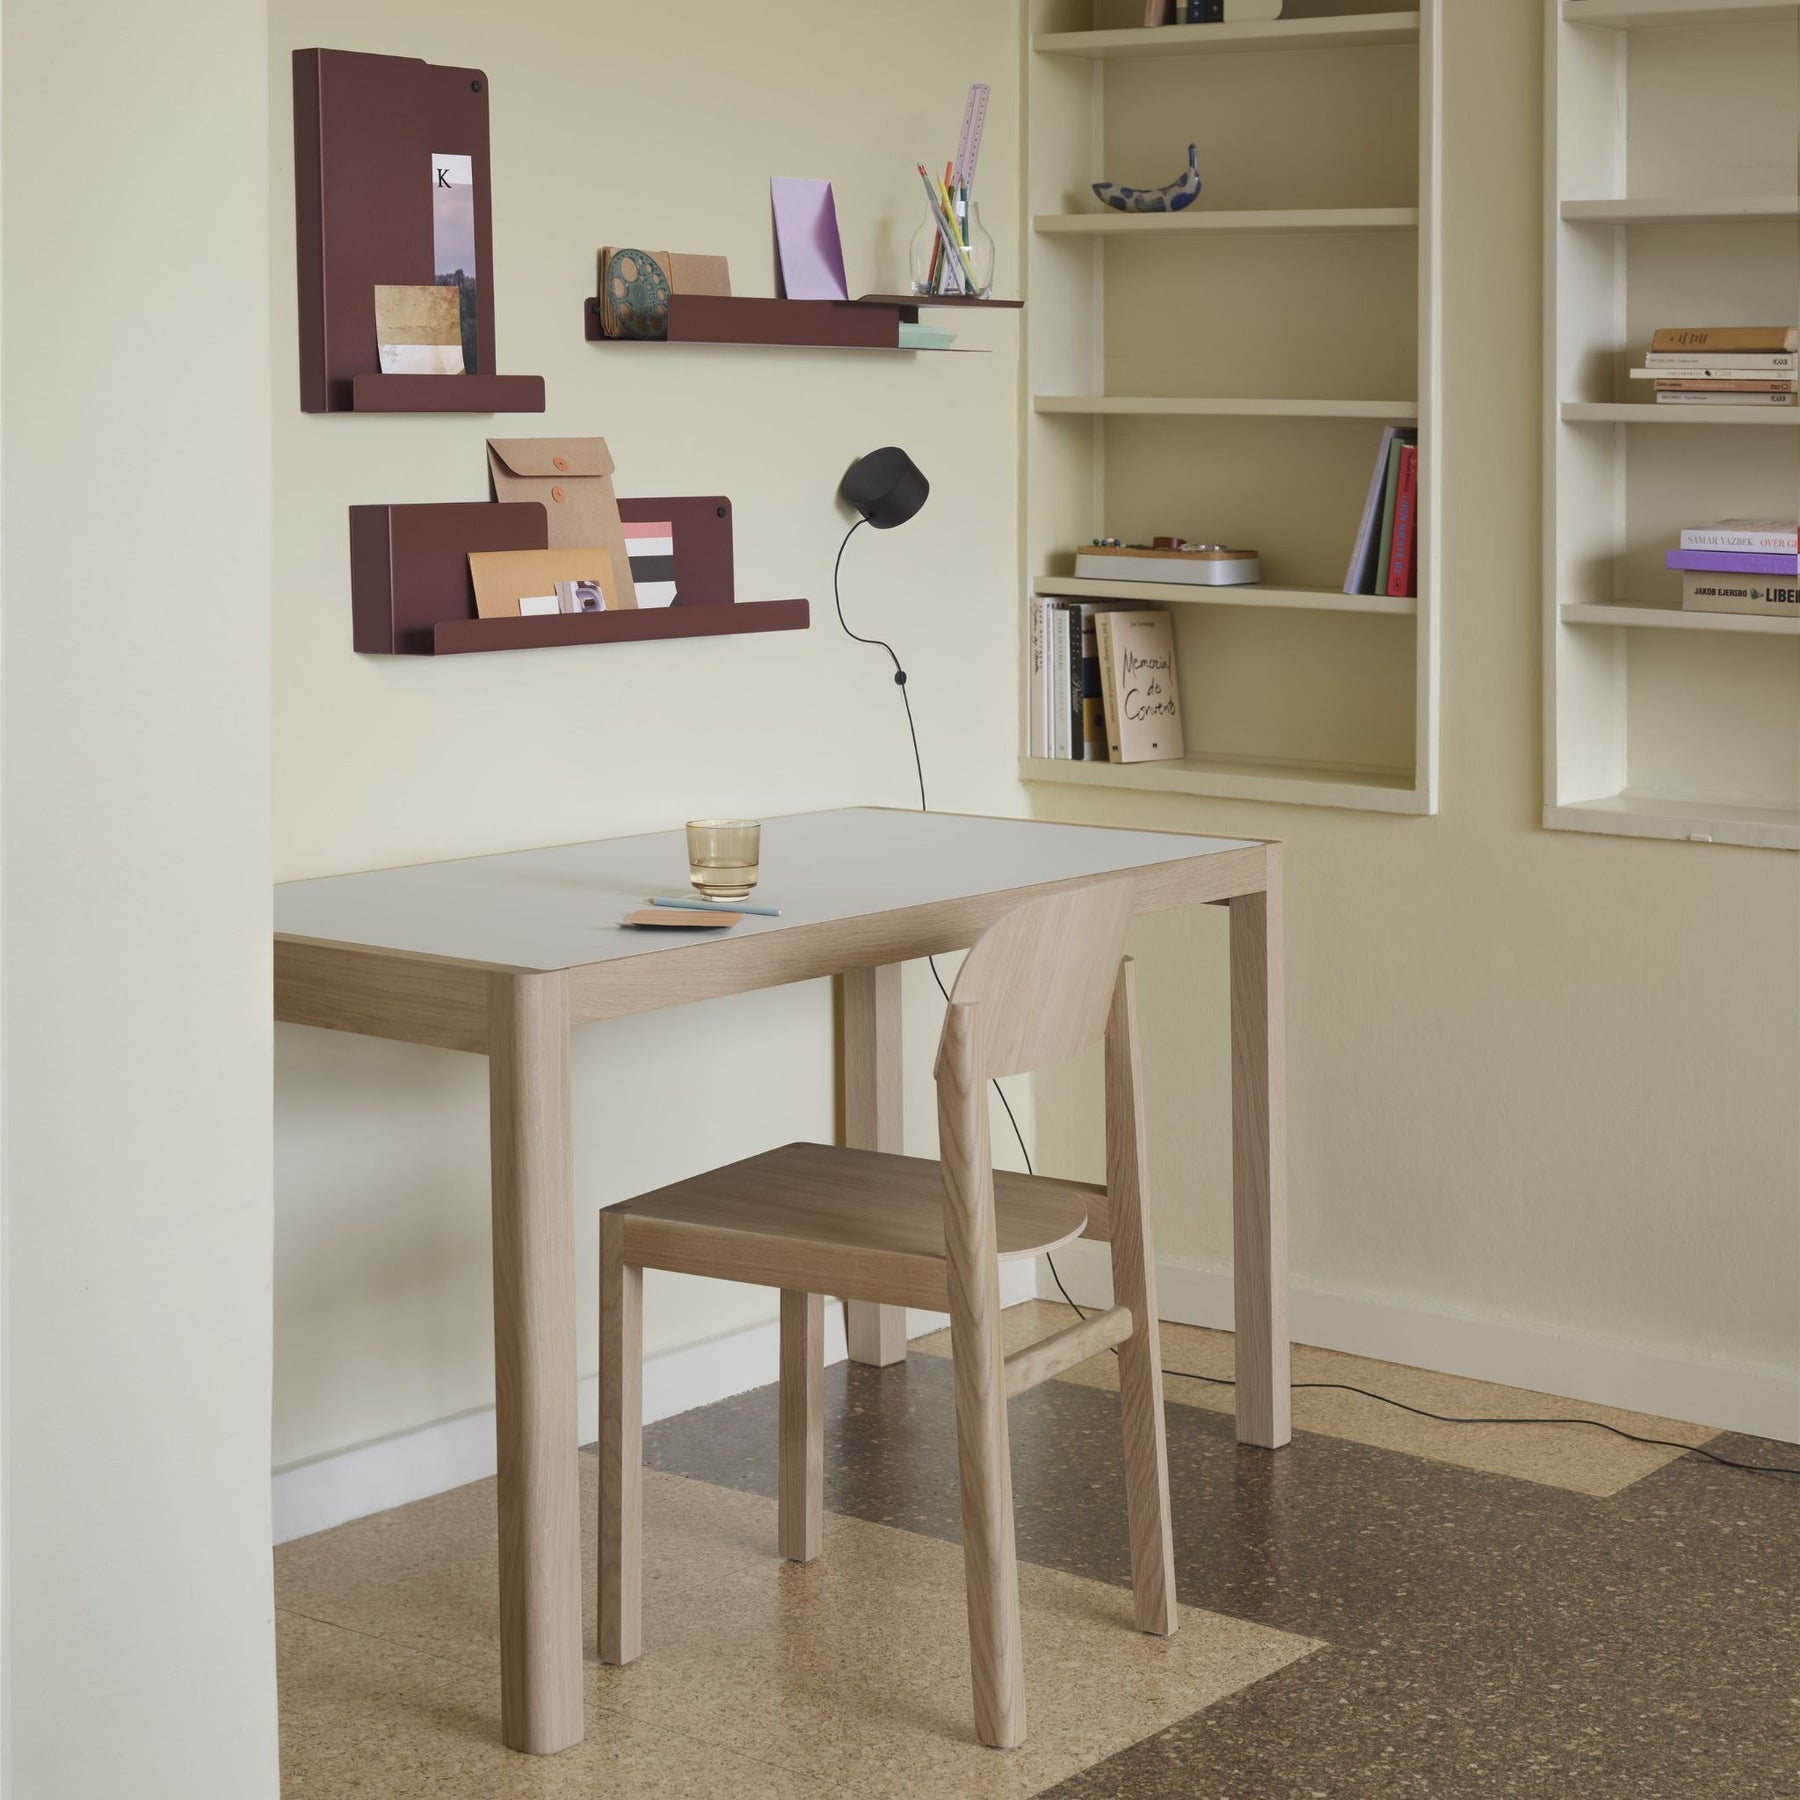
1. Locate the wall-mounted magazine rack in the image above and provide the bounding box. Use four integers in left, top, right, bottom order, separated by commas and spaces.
293, 47, 544, 414
347, 495, 809, 655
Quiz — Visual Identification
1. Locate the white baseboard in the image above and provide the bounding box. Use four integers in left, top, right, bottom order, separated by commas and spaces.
1041, 1242, 1800, 1447
272, 1262, 1036, 1545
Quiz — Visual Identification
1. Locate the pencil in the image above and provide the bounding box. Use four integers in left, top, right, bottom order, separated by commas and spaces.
650, 895, 782, 918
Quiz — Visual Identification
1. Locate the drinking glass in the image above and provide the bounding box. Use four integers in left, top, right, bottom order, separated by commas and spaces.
685, 819, 760, 901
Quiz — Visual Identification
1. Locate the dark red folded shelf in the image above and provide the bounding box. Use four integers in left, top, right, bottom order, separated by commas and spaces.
857, 294, 1025, 322
584, 293, 903, 350
348, 373, 546, 415
583, 290, 1020, 350
293, 48, 544, 414
433, 598, 810, 654
348, 494, 810, 655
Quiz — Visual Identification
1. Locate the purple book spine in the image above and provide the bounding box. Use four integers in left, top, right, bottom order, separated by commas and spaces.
1666, 548, 1800, 576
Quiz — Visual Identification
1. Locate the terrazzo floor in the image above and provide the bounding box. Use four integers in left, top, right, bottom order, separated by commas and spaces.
276, 1303, 1800, 1798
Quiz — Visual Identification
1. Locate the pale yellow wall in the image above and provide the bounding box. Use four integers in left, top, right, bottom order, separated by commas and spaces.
270, 0, 1796, 1486
2, 1, 281, 1794
270, 0, 1027, 1467
1033, 0, 1800, 1381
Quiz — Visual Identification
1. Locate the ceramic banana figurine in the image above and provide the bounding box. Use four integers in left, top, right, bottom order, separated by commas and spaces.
1092, 145, 1202, 214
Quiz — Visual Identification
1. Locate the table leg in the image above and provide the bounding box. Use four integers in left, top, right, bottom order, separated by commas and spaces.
1227, 852, 1292, 1450
842, 962, 907, 1366
488, 971, 584, 1754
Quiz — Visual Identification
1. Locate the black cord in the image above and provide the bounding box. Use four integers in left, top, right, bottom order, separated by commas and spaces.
835, 520, 1034, 1175
1043, 1253, 1800, 1480
836, 523, 1795, 1485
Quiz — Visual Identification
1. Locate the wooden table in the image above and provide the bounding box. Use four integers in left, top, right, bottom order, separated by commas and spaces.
274, 807, 1291, 1755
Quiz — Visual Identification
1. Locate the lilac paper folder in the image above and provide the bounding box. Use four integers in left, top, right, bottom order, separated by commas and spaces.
1666, 548, 1800, 576
770, 177, 849, 301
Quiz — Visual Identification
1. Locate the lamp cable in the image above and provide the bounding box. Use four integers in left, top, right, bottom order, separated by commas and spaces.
832, 521, 1799, 1485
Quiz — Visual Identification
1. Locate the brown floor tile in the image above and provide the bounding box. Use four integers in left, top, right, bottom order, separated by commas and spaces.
913, 1300, 1719, 1497
644, 1348, 1800, 1798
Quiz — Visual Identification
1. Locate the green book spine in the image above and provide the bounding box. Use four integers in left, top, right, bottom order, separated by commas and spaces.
1372, 437, 1406, 595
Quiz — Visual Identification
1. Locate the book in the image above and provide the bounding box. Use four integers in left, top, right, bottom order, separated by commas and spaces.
1679, 520, 1797, 554
1344, 425, 1402, 594
1103, 611, 1184, 763
1653, 379, 1796, 393
1655, 391, 1796, 405
1639, 353, 1797, 373
1028, 596, 1047, 757
1065, 603, 1082, 757
1046, 601, 1083, 758
1096, 612, 1123, 760
1650, 326, 1799, 353
1077, 604, 1108, 760
1386, 443, 1418, 598
1682, 572, 1800, 617
1372, 434, 1407, 595
1667, 548, 1799, 577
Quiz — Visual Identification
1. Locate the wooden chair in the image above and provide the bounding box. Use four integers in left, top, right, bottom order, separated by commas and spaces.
596, 880, 1176, 1750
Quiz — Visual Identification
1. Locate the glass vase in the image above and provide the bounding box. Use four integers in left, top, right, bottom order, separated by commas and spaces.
909, 199, 995, 299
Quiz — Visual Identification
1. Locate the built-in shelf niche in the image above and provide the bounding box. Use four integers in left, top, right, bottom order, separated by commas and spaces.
1023, 0, 1441, 813
1546, 0, 1800, 850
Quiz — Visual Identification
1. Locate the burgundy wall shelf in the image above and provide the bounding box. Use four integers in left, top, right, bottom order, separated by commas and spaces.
858, 295, 1025, 320
583, 291, 1020, 350
584, 293, 903, 351
294, 47, 544, 414
347, 494, 809, 656
347, 373, 544, 414
432, 598, 810, 654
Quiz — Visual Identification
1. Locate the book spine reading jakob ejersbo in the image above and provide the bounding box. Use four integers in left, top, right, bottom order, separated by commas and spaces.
1078, 605, 1107, 761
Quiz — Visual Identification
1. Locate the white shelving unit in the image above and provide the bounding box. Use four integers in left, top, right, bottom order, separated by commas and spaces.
1024, 1, 1441, 814
1545, 0, 1800, 851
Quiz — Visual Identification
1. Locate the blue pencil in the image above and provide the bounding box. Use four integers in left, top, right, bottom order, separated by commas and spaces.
650, 895, 782, 918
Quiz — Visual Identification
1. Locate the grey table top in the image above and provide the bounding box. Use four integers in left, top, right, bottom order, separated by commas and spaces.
274, 807, 1258, 973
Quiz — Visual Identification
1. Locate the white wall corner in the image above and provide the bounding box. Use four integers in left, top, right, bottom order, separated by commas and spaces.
273, 1260, 1036, 1545
1038, 1242, 1800, 1448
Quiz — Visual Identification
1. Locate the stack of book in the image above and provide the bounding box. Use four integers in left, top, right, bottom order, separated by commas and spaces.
1028, 598, 1184, 764
1631, 326, 1797, 406
1341, 426, 1420, 597
1147, 0, 1283, 21
1671, 520, 1799, 618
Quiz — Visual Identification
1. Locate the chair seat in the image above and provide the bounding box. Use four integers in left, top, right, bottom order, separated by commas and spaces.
610, 1142, 1097, 1312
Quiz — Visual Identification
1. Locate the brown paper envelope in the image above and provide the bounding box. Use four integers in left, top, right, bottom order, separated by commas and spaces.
486, 437, 639, 607
670, 253, 731, 296
467, 547, 622, 619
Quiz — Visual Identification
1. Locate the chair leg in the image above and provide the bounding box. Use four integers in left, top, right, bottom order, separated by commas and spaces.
1112, 1265, 1177, 1636
947, 1278, 1027, 1749
598, 1212, 643, 1665
937, 1000, 1027, 1749
1106, 959, 1178, 1636
778, 1291, 824, 1562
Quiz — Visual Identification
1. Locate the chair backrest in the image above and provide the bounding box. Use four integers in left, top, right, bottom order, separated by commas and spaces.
937, 879, 1135, 1081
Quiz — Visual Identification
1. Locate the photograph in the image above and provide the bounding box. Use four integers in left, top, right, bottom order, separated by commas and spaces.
555, 577, 608, 613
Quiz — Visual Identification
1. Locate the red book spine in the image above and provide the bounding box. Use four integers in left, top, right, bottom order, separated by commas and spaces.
1386, 444, 1418, 597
